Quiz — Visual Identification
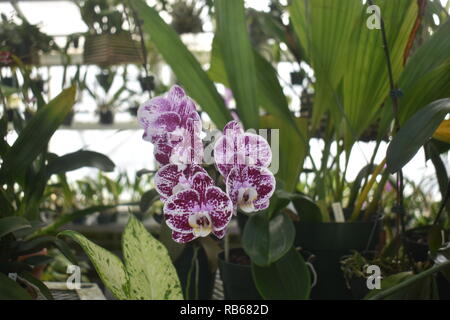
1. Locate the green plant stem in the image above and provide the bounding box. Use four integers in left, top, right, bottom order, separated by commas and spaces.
185, 244, 199, 300
368, 260, 450, 300
224, 231, 230, 262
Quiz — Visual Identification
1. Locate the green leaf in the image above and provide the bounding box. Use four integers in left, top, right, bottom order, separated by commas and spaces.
387, 98, 450, 173
132, 0, 231, 129
19, 271, 54, 300
340, 0, 417, 148
58, 230, 129, 300
214, 0, 259, 129
0, 86, 76, 183
397, 19, 450, 123
208, 38, 305, 140
292, 194, 322, 222
139, 189, 159, 213
260, 115, 309, 192
242, 211, 295, 266
122, 214, 182, 300
0, 273, 32, 300
289, 0, 361, 130
0, 216, 31, 238
252, 248, 310, 300
47, 150, 115, 176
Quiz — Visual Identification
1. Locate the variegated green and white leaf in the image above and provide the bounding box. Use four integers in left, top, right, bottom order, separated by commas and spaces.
122, 215, 182, 300
59, 230, 129, 300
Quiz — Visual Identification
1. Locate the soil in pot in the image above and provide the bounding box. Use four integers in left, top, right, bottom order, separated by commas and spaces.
295, 221, 380, 299
174, 244, 216, 300
218, 248, 262, 300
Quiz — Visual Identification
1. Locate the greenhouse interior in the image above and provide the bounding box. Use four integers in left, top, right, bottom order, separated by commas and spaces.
0, 0, 449, 303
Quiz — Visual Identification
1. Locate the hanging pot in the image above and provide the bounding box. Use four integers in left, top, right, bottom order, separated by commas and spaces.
294, 221, 380, 299
217, 248, 262, 300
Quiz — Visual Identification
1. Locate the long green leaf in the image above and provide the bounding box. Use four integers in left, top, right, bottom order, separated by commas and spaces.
214, 0, 259, 129
0, 86, 76, 182
122, 215, 182, 299
252, 248, 310, 300
260, 115, 309, 193
386, 98, 450, 173
132, 0, 231, 128
0, 216, 31, 238
58, 230, 129, 300
46, 150, 115, 176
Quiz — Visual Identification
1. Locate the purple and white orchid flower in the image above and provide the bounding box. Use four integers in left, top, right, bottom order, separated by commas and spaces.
226, 166, 275, 213
155, 164, 207, 202
138, 85, 203, 165
163, 172, 233, 243
213, 121, 272, 179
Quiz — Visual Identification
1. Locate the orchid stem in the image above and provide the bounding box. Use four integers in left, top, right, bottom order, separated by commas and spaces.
224, 232, 230, 262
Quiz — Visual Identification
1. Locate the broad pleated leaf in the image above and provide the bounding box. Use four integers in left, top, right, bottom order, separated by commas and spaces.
341, 0, 417, 149
122, 215, 182, 300
290, 0, 360, 129
132, 0, 231, 128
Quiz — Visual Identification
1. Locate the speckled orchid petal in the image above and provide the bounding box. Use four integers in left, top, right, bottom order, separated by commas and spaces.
242, 133, 272, 167
214, 121, 272, 178
191, 172, 214, 203
168, 85, 186, 104
212, 228, 226, 239
172, 231, 197, 243
164, 189, 200, 232
223, 120, 244, 135
205, 186, 233, 231
226, 166, 276, 213
154, 142, 173, 165
137, 96, 172, 129
147, 112, 181, 137
155, 164, 207, 200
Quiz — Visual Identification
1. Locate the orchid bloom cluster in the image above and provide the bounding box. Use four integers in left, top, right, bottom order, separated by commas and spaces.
138, 85, 276, 243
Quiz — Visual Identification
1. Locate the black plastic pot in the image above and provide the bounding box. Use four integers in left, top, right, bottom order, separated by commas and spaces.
138, 76, 155, 92
217, 248, 262, 300
1, 77, 16, 88
294, 222, 379, 300
405, 227, 430, 262
174, 244, 216, 300
99, 109, 114, 125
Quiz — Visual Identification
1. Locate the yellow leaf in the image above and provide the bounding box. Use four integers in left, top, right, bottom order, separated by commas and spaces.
433, 119, 450, 143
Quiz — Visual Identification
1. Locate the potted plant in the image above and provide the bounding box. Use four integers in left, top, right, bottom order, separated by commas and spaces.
0, 12, 58, 66
169, 0, 204, 35
76, 0, 143, 67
